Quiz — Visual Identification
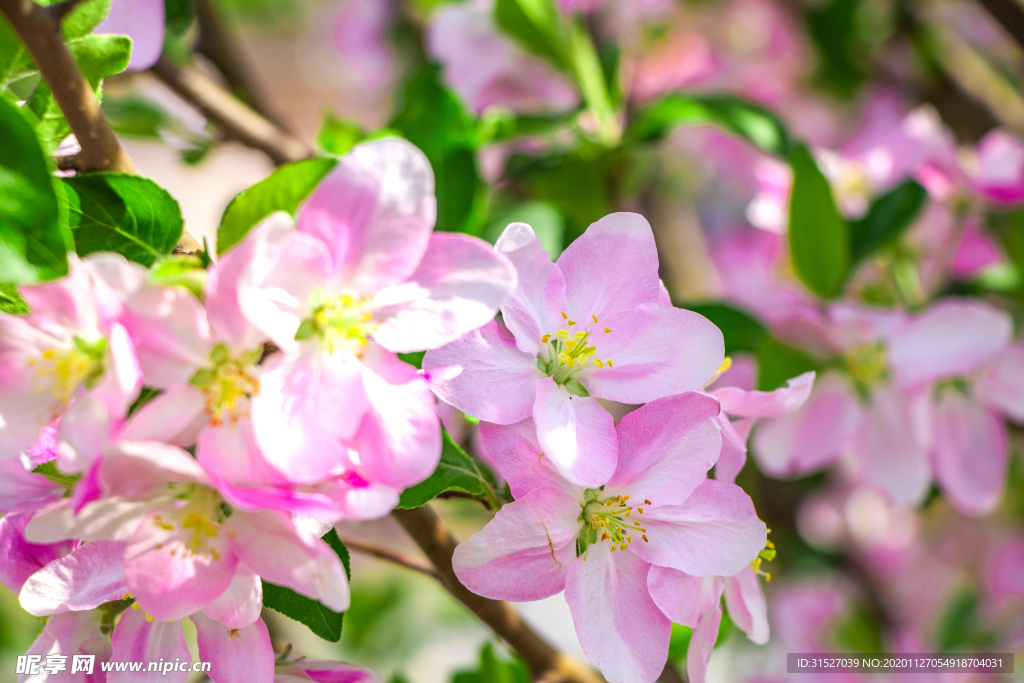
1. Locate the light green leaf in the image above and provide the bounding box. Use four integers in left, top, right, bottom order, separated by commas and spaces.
60, 0, 113, 40
0, 97, 71, 283
627, 93, 791, 157
62, 173, 184, 266
0, 283, 29, 314
494, 0, 567, 69
397, 429, 497, 509
261, 529, 351, 642
453, 643, 530, 683
317, 112, 366, 156
788, 143, 849, 299
69, 33, 132, 89
217, 157, 337, 255
149, 254, 206, 298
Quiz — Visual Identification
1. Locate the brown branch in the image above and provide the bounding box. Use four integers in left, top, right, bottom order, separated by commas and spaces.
0, 0, 136, 172
975, 0, 1024, 53
392, 506, 604, 683
193, 0, 288, 131
47, 0, 88, 23
658, 662, 686, 683
335, 535, 439, 579
150, 55, 312, 166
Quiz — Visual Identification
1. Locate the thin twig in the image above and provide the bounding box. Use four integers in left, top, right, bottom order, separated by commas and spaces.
150, 55, 313, 166
0, 0, 136, 172
392, 506, 604, 683
335, 535, 439, 579
193, 0, 289, 130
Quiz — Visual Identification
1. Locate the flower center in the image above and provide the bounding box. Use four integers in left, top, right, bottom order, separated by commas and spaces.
297, 290, 378, 356
841, 342, 889, 398
152, 486, 227, 561
577, 488, 649, 558
537, 313, 613, 395
27, 336, 107, 405
190, 344, 261, 426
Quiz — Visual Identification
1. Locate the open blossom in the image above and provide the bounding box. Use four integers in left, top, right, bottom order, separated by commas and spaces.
0, 254, 143, 466
425, 215, 724, 486
221, 138, 515, 490
453, 393, 766, 683
426, 0, 579, 114
24, 441, 349, 622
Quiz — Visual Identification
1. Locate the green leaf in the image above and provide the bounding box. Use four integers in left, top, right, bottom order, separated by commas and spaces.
788, 144, 849, 299
261, 529, 351, 642
627, 93, 791, 157
103, 95, 170, 139
32, 461, 81, 489
62, 173, 183, 266
508, 150, 613, 241
0, 283, 29, 314
0, 15, 25, 86
832, 604, 885, 654
667, 623, 692, 661
164, 0, 195, 37
754, 335, 820, 392
479, 107, 580, 145
932, 588, 997, 652
317, 113, 366, 156
683, 302, 767, 356
494, 0, 567, 69
452, 643, 530, 683
61, 0, 113, 40
483, 200, 564, 258
398, 429, 496, 509
566, 18, 614, 141
217, 157, 337, 255
390, 66, 484, 235
848, 179, 927, 266
805, 0, 868, 100
0, 97, 71, 283
149, 254, 206, 298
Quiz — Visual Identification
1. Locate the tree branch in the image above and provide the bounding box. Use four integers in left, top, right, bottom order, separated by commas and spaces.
150, 55, 313, 166
47, 0, 88, 23
392, 506, 604, 683
0, 0, 136, 172
193, 0, 288, 130
335, 535, 439, 579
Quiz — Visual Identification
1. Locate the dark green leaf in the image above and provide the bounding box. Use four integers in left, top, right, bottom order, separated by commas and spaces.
216, 157, 337, 255
103, 95, 170, 139
683, 302, 767, 356
494, 0, 567, 69
848, 180, 927, 266
398, 429, 495, 509
805, 0, 869, 99
0, 97, 71, 283
397, 351, 425, 369
453, 643, 530, 683
317, 113, 366, 156
508, 150, 613, 242
754, 335, 820, 392
480, 106, 580, 144
627, 93, 791, 157
390, 66, 484, 235
164, 0, 195, 37
832, 604, 885, 654
0, 283, 29, 314
933, 588, 997, 652
62, 173, 183, 266
261, 529, 350, 642
788, 144, 849, 299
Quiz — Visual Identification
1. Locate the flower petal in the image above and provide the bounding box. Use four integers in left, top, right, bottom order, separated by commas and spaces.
853, 387, 932, 506
584, 304, 724, 404
976, 344, 1024, 421
478, 418, 573, 499
714, 371, 816, 418
533, 377, 617, 488
287, 660, 384, 683
0, 459, 63, 514
20, 541, 127, 616
423, 320, 541, 423
110, 608, 189, 683
495, 222, 568, 354
192, 612, 275, 683
888, 299, 1012, 387
120, 384, 208, 447
931, 391, 1007, 516
202, 566, 263, 628
297, 138, 436, 290
632, 480, 766, 576
564, 544, 671, 683
453, 486, 580, 601
715, 417, 752, 485
606, 392, 721, 507
22, 610, 110, 683
647, 566, 721, 628
556, 213, 662, 320
685, 586, 724, 683
752, 374, 860, 477
0, 512, 73, 594
723, 567, 769, 644
372, 232, 516, 353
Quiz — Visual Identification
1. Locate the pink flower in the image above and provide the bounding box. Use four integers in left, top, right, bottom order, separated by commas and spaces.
425, 215, 724, 486
274, 660, 384, 683
452, 393, 766, 683
97, 0, 166, 71
332, 0, 394, 88
962, 129, 1024, 205
20, 610, 111, 683
0, 458, 65, 514
222, 139, 516, 490
25, 442, 349, 622
426, 0, 579, 114
0, 255, 144, 468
